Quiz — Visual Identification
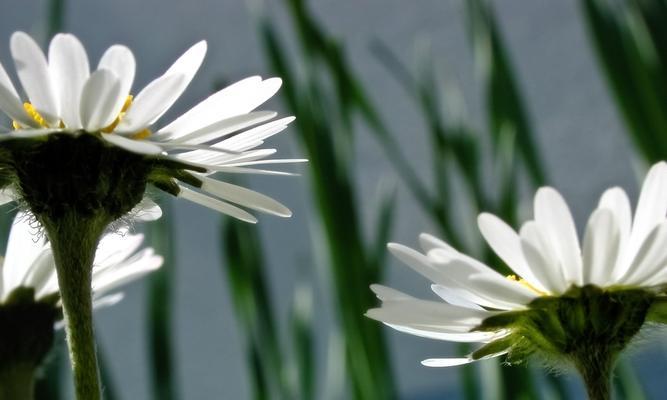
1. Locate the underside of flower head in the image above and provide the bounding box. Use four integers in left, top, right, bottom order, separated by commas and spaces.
368, 162, 667, 369
0, 31, 305, 223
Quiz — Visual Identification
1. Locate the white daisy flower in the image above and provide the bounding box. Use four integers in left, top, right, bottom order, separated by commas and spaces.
0, 31, 304, 223
1, 211, 163, 311
368, 162, 667, 396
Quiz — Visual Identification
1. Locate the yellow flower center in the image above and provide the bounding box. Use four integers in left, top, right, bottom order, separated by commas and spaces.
12, 96, 153, 141
507, 275, 547, 296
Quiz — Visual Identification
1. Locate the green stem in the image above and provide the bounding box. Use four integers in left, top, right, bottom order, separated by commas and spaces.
573, 348, 615, 400
0, 363, 35, 400
43, 213, 108, 400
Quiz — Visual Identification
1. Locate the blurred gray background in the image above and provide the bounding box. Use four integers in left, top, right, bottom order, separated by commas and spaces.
2, 0, 665, 398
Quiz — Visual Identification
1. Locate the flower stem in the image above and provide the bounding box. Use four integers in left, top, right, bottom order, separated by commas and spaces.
43, 212, 109, 400
0, 363, 35, 400
573, 347, 615, 400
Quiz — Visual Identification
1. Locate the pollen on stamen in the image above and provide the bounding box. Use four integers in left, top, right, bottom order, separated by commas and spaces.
131, 129, 152, 140
101, 95, 134, 133
23, 103, 49, 128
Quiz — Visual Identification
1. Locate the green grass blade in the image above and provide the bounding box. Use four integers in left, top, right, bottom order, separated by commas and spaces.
221, 218, 288, 399
466, 0, 546, 186
35, 332, 65, 400
146, 201, 178, 400
47, 0, 65, 39
290, 284, 315, 400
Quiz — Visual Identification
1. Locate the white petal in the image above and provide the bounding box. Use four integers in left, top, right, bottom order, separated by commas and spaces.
419, 233, 458, 253
176, 186, 257, 223
2, 213, 46, 298
198, 175, 291, 217
10, 32, 59, 124
388, 243, 526, 310
386, 323, 501, 343
582, 209, 620, 286
116, 74, 185, 132
122, 40, 206, 128
98, 45, 135, 101
519, 221, 568, 293
598, 187, 633, 280
203, 166, 298, 176
166, 111, 277, 145
131, 198, 163, 221
21, 247, 55, 293
534, 187, 583, 286
621, 221, 667, 286
101, 133, 163, 155
421, 358, 474, 367
0, 61, 37, 127
467, 273, 537, 306
49, 33, 90, 128
92, 292, 125, 309
157, 76, 282, 139
431, 284, 484, 310
628, 162, 667, 265
477, 213, 548, 293
164, 41, 207, 82
370, 284, 412, 301
80, 69, 124, 131
92, 249, 163, 297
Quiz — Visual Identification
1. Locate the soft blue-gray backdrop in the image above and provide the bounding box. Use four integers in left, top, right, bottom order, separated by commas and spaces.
1, 1, 664, 399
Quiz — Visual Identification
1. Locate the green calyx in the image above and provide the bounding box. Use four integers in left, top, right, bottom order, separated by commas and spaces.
0, 287, 58, 371
473, 285, 655, 365
0, 131, 206, 223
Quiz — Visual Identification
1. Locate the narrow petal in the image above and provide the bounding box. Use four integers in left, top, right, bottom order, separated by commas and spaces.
621, 221, 667, 286
92, 249, 163, 296
2, 213, 47, 298
177, 186, 257, 223
388, 243, 528, 310
79, 69, 124, 131
419, 233, 458, 253
387, 323, 503, 343
156, 76, 282, 139
101, 133, 163, 155
431, 284, 484, 310
198, 175, 291, 217
534, 187, 583, 286
519, 221, 568, 294
115, 74, 185, 132
477, 213, 548, 293
421, 358, 475, 367
166, 111, 277, 145
49, 33, 90, 128
122, 40, 206, 128
582, 209, 620, 286
598, 187, 633, 280
628, 162, 667, 265
10, 32, 59, 124
98, 45, 135, 101
131, 198, 163, 221
0, 61, 37, 126
370, 284, 412, 301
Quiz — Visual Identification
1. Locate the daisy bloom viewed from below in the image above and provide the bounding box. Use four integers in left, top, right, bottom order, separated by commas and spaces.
368, 162, 667, 400
0, 31, 303, 400
0, 212, 162, 399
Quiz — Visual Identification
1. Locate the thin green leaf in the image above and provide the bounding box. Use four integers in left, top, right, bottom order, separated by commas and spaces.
146, 200, 178, 400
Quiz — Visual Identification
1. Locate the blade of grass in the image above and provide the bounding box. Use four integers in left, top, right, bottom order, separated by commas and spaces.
255, 9, 396, 398
290, 284, 315, 400
146, 200, 178, 400
466, 0, 546, 187
221, 217, 288, 399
